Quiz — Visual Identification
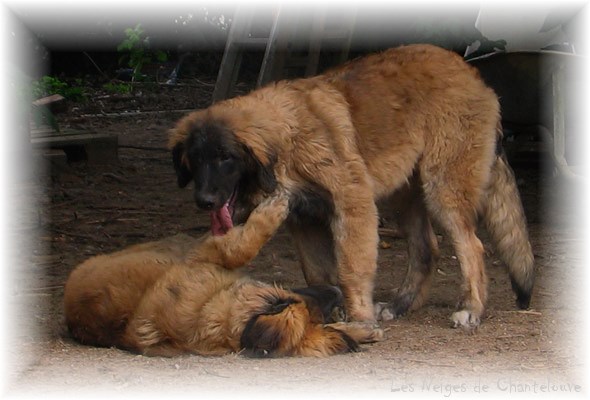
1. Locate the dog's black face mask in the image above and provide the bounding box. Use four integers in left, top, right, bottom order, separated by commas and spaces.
186, 125, 244, 212
172, 122, 277, 234
239, 285, 349, 357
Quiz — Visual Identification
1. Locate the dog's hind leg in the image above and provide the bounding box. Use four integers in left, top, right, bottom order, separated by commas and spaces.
421, 181, 491, 329
287, 219, 338, 286
382, 181, 439, 319
420, 192, 489, 329
420, 139, 496, 329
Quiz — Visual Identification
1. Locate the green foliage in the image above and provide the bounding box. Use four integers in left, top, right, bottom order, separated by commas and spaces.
117, 23, 168, 81
32, 76, 67, 98
102, 82, 133, 94
32, 76, 87, 102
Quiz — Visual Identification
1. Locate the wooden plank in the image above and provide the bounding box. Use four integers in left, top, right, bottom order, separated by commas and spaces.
31, 132, 116, 146
32, 94, 65, 107
31, 132, 119, 165
30, 126, 88, 139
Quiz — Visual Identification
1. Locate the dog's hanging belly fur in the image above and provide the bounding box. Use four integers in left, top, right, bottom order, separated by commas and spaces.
287, 184, 335, 226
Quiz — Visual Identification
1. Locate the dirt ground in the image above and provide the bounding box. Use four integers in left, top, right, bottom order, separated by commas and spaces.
4, 81, 588, 398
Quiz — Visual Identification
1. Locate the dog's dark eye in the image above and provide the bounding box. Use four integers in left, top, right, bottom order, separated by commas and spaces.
218, 151, 232, 162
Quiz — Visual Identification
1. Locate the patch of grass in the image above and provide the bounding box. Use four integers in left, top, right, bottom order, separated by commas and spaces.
102, 82, 133, 94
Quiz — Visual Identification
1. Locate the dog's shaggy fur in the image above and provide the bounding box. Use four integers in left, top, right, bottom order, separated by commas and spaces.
169, 44, 535, 328
64, 197, 382, 357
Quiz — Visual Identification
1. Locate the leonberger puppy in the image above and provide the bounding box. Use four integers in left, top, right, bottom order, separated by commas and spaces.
169, 44, 535, 329
64, 197, 382, 357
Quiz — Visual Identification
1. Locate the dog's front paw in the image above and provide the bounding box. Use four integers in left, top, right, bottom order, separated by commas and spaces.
327, 321, 385, 344
250, 191, 290, 224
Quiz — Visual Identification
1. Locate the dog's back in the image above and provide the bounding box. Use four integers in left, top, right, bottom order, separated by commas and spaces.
63, 234, 196, 348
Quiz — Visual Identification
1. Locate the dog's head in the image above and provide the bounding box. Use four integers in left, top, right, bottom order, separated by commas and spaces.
240, 285, 356, 357
169, 110, 277, 234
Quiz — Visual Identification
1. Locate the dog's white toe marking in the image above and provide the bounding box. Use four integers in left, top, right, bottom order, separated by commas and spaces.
374, 302, 394, 321
451, 310, 480, 329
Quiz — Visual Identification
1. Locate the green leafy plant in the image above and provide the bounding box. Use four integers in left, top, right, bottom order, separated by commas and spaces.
30, 77, 63, 132
102, 82, 133, 94
117, 24, 168, 82
32, 76, 67, 99
32, 76, 87, 102
30, 76, 89, 131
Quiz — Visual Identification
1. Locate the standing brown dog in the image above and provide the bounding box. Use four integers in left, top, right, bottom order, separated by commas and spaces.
64, 196, 382, 357
169, 44, 534, 328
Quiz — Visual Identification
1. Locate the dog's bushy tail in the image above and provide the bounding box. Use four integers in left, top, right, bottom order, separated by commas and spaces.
482, 128, 535, 309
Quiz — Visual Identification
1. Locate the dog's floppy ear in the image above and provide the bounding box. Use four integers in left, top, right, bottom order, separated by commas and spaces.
256, 156, 277, 193
242, 144, 277, 194
292, 285, 344, 323
240, 296, 299, 357
171, 142, 192, 188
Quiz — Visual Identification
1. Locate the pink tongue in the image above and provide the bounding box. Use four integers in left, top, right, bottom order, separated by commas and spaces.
210, 202, 233, 236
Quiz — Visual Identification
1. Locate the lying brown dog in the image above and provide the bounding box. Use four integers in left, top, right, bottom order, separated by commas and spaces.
64, 197, 382, 357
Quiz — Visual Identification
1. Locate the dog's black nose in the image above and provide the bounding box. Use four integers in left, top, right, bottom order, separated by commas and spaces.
196, 199, 215, 210
194, 194, 216, 210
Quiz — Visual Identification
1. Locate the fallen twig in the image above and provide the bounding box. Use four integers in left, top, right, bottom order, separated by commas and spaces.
378, 227, 404, 239
496, 309, 543, 316
102, 172, 128, 183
